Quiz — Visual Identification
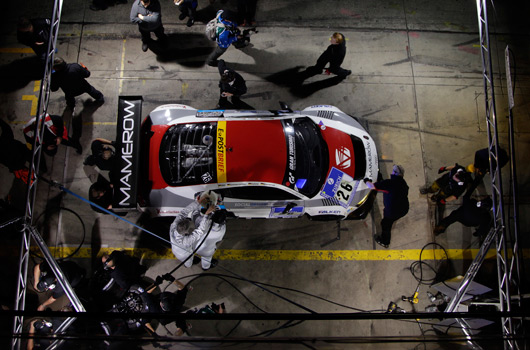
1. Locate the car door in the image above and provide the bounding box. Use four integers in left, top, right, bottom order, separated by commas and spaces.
217, 185, 306, 219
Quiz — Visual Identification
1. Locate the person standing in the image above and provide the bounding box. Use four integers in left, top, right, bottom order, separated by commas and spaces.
174, 0, 197, 27
51, 57, 104, 110
303, 32, 351, 79
169, 214, 212, 268
206, 10, 242, 66
195, 209, 227, 270
16, 17, 51, 61
237, 0, 257, 27
365, 165, 409, 248
217, 59, 247, 108
130, 0, 167, 52
169, 191, 218, 267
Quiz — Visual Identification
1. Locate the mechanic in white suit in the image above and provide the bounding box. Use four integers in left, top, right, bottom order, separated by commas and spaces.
169, 191, 222, 268
194, 208, 227, 270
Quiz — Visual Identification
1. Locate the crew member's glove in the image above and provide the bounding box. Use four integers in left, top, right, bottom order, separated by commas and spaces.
155, 276, 163, 285
438, 166, 447, 174
363, 178, 372, 183
163, 273, 175, 282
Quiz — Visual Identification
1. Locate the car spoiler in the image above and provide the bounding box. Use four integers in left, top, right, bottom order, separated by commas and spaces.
112, 96, 143, 211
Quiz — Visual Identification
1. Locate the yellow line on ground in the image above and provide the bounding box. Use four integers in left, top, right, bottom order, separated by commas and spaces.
0, 48, 34, 53
26, 247, 530, 261
22, 95, 38, 116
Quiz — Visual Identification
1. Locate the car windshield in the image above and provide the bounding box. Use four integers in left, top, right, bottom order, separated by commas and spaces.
159, 122, 217, 186
285, 117, 329, 197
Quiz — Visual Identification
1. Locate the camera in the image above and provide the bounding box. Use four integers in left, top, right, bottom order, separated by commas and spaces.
233, 28, 258, 49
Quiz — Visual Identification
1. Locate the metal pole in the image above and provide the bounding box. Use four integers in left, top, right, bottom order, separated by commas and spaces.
29, 226, 85, 312
12, 1, 64, 348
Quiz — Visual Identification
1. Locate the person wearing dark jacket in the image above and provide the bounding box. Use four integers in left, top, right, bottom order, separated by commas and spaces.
23, 114, 81, 156
51, 57, 104, 110
84, 138, 117, 171
434, 195, 492, 237
17, 17, 50, 61
89, 175, 115, 214
101, 250, 146, 295
217, 59, 247, 108
130, 0, 167, 52
471, 147, 509, 176
365, 165, 409, 248
33, 260, 85, 311
420, 163, 472, 204
305, 32, 352, 79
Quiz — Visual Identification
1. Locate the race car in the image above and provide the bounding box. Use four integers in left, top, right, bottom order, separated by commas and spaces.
113, 97, 378, 220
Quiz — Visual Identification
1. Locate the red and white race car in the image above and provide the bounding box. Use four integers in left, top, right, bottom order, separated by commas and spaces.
114, 98, 378, 220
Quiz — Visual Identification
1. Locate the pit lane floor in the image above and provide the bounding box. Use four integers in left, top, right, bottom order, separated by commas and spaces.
1, 0, 529, 348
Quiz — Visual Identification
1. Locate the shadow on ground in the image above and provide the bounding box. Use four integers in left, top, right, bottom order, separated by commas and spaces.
152, 33, 215, 67
0, 56, 43, 93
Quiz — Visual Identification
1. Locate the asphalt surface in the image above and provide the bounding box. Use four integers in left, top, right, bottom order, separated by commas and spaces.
0, 0, 529, 348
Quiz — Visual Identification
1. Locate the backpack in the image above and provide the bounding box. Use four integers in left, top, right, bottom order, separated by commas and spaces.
205, 10, 225, 41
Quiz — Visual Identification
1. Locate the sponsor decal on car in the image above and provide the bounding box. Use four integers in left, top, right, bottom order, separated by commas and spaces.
197, 110, 224, 118
201, 172, 213, 183
365, 142, 373, 176
269, 206, 304, 218
217, 121, 227, 183
309, 105, 333, 109
335, 146, 351, 170
320, 167, 359, 208
317, 210, 342, 214
282, 119, 296, 187
114, 96, 142, 209
233, 202, 270, 207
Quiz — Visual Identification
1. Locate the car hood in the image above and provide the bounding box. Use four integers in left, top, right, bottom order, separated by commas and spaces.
218, 120, 287, 184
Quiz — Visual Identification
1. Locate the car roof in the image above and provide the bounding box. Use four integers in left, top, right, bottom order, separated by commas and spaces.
221, 119, 287, 184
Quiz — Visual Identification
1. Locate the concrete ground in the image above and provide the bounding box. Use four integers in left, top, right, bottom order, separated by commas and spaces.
0, 0, 529, 349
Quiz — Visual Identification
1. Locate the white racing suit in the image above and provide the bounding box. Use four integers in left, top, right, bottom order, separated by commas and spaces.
169, 198, 226, 269
194, 219, 226, 270
169, 201, 212, 267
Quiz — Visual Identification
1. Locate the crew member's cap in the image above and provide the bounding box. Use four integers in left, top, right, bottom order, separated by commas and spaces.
392, 164, 404, 176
